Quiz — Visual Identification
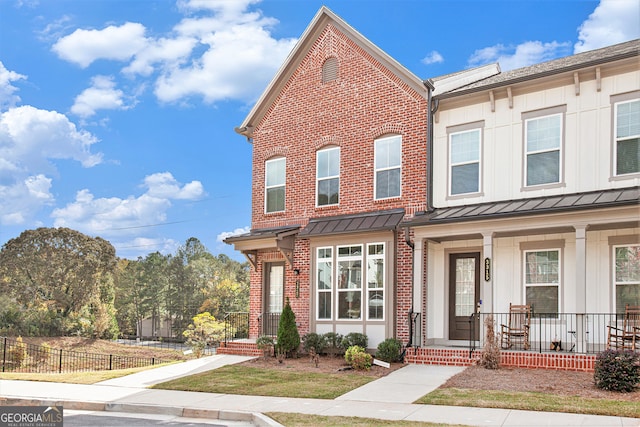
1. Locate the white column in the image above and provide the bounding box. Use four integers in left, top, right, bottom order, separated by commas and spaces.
574, 225, 587, 353
412, 238, 423, 346
482, 232, 494, 314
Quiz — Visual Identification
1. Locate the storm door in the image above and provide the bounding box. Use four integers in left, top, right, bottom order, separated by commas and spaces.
263, 262, 284, 336
448, 253, 480, 340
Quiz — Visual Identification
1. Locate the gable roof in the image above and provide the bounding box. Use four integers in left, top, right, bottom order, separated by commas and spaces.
432, 39, 640, 99
235, 6, 428, 140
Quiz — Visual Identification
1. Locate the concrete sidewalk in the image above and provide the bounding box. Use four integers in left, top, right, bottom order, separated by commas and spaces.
1, 355, 638, 426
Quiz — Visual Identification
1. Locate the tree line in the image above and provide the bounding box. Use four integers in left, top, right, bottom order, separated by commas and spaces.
0, 227, 249, 339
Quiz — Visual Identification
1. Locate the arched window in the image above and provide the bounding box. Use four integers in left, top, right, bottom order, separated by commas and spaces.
322, 57, 338, 83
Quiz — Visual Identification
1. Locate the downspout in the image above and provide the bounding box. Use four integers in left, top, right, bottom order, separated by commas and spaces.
426, 79, 438, 213
403, 226, 415, 355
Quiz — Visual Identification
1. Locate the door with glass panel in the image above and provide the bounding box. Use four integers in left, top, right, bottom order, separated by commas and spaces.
264, 262, 284, 336
449, 253, 480, 341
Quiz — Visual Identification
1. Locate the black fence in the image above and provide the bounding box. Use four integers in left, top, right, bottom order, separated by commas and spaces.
223, 312, 250, 344
1, 337, 169, 374
116, 336, 215, 355
474, 312, 629, 354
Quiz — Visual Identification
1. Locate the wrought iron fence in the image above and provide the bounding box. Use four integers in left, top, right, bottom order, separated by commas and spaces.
223, 312, 250, 344
259, 313, 280, 337
474, 312, 627, 354
1, 337, 169, 374
116, 336, 215, 355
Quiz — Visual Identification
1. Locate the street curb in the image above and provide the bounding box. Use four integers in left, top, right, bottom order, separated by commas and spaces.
2, 398, 284, 427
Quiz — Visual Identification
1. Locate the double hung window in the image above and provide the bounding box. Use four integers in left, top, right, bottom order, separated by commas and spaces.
337, 245, 362, 319
525, 113, 563, 187
449, 128, 481, 195
316, 248, 333, 320
265, 157, 285, 213
614, 245, 640, 313
317, 147, 340, 206
374, 135, 401, 199
524, 249, 560, 317
614, 99, 640, 176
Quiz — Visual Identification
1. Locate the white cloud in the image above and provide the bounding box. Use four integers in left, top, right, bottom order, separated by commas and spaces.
51, 172, 206, 240
143, 172, 205, 200
52, 22, 148, 68
421, 51, 444, 65
71, 75, 133, 118
122, 37, 197, 77
0, 103, 102, 226
217, 226, 250, 242
0, 61, 26, 110
468, 41, 571, 71
575, 0, 640, 53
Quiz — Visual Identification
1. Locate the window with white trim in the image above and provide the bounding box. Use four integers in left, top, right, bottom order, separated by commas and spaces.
449, 129, 481, 195
316, 247, 333, 320
265, 157, 285, 213
524, 249, 560, 317
525, 113, 562, 186
614, 99, 640, 176
317, 147, 340, 206
366, 243, 384, 320
614, 245, 640, 314
375, 135, 401, 199
337, 245, 362, 319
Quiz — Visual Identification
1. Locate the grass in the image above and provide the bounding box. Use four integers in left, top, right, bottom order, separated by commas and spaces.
417, 388, 640, 418
265, 412, 468, 427
0, 362, 178, 384
153, 365, 374, 399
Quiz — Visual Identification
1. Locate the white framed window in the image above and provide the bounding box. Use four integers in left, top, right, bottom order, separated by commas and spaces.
524, 249, 560, 317
366, 243, 384, 320
449, 129, 481, 195
614, 99, 640, 176
525, 113, 562, 187
337, 245, 362, 320
316, 247, 333, 320
374, 135, 401, 199
317, 147, 340, 206
614, 245, 640, 314
265, 157, 285, 213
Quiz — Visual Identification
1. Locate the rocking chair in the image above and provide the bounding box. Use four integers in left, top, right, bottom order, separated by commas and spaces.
501, 304, 531, 350
607, 304, 640, 351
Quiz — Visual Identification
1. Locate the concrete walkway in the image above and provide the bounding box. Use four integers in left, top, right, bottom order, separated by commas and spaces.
1, 354, 638, 426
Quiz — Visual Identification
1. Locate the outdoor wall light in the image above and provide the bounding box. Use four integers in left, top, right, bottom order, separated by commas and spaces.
293, 268, 300, 275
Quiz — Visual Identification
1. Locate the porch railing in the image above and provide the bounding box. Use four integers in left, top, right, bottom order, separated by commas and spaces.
223, 312, 249, 344
259, 313, 281, 337
473, 312, 628, 355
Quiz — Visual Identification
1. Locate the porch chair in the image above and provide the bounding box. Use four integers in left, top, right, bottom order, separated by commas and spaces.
500, 304, 531, 350
607, 305, 640, 351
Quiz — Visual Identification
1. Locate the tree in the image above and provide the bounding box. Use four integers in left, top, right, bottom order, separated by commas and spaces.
276, 298, 300, 358
182, 312, 227, 357
0, 227, 117, 336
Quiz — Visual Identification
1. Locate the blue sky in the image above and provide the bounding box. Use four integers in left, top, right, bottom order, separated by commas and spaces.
0, 0, 638, 261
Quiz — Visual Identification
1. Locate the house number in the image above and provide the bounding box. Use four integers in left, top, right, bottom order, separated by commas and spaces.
484, 258, 491, 281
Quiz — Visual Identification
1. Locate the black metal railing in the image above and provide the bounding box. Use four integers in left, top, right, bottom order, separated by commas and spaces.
472, 312, 630, 355
259, 312, 280, 337
116, 336, 215, 355
1, 337, 168, 374
223, 312, 250, 344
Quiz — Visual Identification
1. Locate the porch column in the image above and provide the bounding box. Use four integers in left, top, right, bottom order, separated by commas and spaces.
482, 232, 494, 314
412, 238, 424, 347
574, 224, 587, 353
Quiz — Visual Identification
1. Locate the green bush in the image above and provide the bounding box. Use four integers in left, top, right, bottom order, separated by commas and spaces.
344, 345, 372, 370
594, 349, 639, 392
276, 298, 300, 358
341, 332, 368, 349
302, 332, 327, 354
323, 332, 344, 355
376, 338, 403, 363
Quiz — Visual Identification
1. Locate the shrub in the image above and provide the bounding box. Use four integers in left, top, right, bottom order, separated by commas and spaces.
478, 315, 501, 370
344, 345, 372, 370
323, 332, 344, 356
276, 298, 300, 358
341, 332, 368, 349
376, 338, 403, 363
9, 336, 27, 368
183, 312, 227, 357
594, 349, 639, 392
302, 332, 327, 355
256, 335, 275, 359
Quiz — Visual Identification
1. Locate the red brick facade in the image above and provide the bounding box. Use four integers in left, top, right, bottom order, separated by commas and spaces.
245, 23, 428, 346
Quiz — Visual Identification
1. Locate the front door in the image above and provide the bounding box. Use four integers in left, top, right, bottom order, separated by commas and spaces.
264, 262, 284, 336
449, 252, 480, 341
